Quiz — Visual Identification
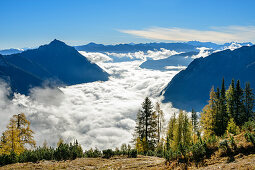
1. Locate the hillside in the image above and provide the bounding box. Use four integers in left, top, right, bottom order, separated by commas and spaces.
162, 45, 255, 111
0, 54, 43, 94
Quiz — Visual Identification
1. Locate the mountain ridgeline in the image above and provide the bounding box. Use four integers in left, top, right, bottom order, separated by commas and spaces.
162, 45, 255, 111
139, 51, 199, 71
0, 40, 109, 95
75, 42, 198, 53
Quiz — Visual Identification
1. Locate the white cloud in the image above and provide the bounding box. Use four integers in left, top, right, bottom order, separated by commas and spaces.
164, 66, 187, 70
78, 51, 113, 63
0, 54, 179, 150
191, 47, 211, 59
106, 48, 179, 61
119, 26, 255, 43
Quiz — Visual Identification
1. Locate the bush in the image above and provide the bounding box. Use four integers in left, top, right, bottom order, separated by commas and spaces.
227, 118, 240, 135
146, 150, 155, 156
206, 135, 218, 148
0, 151, 18, 166
128, 149, 137, 158
84, 148, 102, 158
164, 149, 179, 163
219, 139, 228, 149
245, 132, 255, 145
191, 141, 206, 165
69, 142, 83, 160
19, 147, 55, 163
219, 139, 232, 156
114, 147, 121, 156
54, 143, 71, 161
229, 135, 237, 151
242, 120, 255, 132
19, 150, 39, 163
102, 149, 114, 159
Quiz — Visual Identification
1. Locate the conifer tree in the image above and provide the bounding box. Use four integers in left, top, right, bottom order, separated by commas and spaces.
142, 97, 154, 143
173, 110, 184, 150
134, 97, 158, 152
226, 79, 235, 119
0, 113, 35, 155
155, 102, 164, 144
234, 80, 245, 125
244, 82, 254, 121
167, 113, 176, 143
147, 110, 158, 150
173, 110, 191, 151
201, 87, 217, 138
134, 109, 145, 141
219, 78, 228, 135
191, 109, 199, 142
183, 112, 192, 147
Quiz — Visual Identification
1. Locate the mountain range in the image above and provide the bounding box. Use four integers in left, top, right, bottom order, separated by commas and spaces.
0, 40, 109, 95
0, 48, 24, 55
74, 42, 197, 53
1, 41, 252, 55
162, 45, 255, 111
139, 51, 199, 71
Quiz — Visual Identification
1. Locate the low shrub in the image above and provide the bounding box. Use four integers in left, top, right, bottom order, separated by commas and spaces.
0, 151, 18, 166
128, 149, 137, 158
102, 149, 114, 159
191, 141, 206, 165
84, 148, 102, 158
245, 132, 255, 145
242, 120, 255, 132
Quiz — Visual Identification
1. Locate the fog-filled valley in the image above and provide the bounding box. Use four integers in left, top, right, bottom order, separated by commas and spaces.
0, 48, 184, 150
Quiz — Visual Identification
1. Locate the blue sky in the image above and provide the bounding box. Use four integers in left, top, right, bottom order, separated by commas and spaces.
1, 0, 255, 49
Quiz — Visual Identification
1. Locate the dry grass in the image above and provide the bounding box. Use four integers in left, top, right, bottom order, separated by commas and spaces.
1, 133, 254, 170
1, 154, 255, 170
0, 155, 166, 170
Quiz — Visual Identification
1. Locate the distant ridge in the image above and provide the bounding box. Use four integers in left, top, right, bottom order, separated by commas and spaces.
140, 51, 199, 71
75, 41, 253, 53
75, 42, 197, 53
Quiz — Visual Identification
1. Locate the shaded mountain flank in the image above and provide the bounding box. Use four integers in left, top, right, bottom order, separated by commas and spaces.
162, 45, 255, 111
1, 39, 109, 95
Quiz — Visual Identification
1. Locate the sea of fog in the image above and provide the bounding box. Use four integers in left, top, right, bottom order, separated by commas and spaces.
0, 50, 186, 150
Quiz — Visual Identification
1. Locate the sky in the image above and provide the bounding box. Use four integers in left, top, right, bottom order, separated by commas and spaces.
1, 0, 255, 49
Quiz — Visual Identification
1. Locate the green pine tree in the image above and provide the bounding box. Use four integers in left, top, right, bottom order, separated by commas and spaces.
234, 80, 245, 125
244, 82, 255, 121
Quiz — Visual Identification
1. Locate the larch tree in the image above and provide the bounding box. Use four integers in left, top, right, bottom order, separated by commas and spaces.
166, 113, 176, 148
201, 87, 217, 138
0, 113, 35, 155
173, 110, 192, 154
226, 79, 235, 120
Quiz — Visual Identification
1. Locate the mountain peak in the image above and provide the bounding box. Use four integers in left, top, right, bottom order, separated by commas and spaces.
49, 39, 67, 47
